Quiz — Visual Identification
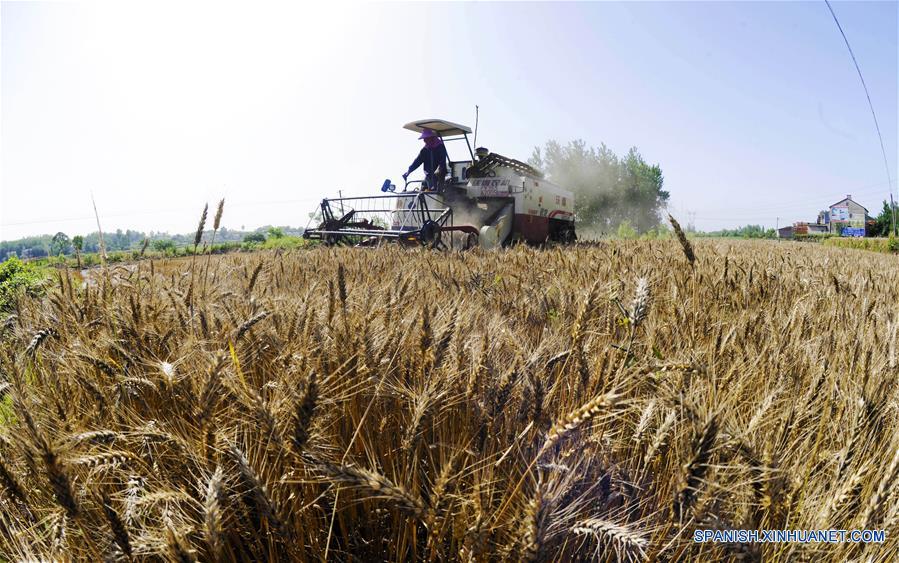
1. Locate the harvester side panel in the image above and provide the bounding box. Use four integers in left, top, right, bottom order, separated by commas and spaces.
514, 177, 574, 221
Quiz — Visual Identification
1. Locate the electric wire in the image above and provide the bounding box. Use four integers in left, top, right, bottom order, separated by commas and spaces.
824, 0, 896, 233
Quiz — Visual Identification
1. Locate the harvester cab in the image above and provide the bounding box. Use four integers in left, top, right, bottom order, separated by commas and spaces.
302, 119, 576, 249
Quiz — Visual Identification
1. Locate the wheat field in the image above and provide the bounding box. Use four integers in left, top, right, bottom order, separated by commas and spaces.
1, 240, 898, 562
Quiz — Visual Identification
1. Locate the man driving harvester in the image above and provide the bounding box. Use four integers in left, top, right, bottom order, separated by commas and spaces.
402, 128, 448, 191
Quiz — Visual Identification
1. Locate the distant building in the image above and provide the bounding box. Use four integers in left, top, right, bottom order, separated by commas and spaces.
777, 226, 793, 239
828, 194, 871, 235
791, 222, 829, 236
788, 194, 876, 238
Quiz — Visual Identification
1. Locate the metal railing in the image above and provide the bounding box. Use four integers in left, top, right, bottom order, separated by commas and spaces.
303, 191, 457, 248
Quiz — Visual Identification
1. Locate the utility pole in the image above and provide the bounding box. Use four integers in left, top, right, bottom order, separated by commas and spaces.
891, 192, 897, 236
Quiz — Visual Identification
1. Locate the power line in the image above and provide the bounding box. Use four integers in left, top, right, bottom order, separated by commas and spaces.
824, 0, 896, 235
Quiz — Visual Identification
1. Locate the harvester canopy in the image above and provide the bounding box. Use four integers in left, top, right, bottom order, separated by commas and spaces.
403, 119, 472, 137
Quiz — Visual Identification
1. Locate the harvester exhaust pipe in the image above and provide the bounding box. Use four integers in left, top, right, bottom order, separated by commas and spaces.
479, 202, 514, 249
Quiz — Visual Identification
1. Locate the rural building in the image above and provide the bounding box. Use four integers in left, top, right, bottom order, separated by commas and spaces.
826, 194, 872, 235
791, 222, 829, 235
777, 226, 793, 239
789, 195, 874, 237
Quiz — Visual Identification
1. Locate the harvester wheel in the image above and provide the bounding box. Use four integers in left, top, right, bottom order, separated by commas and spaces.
560, 226, 577, 244
420, 220, 441, 248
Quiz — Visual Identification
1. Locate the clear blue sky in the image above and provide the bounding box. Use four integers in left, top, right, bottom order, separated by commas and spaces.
2, 1, 896, 239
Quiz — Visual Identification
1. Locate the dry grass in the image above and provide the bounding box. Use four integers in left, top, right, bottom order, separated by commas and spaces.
0, 239, 898, 561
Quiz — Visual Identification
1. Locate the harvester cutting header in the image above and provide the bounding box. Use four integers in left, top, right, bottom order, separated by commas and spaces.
303, 119, 576, 249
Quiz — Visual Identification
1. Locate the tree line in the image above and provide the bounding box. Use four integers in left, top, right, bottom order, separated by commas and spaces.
698, 225, 777, 239
1, 226, 303, 260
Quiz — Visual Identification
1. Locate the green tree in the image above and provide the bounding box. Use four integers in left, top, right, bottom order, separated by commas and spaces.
529, 140, 669, 235
72, 236, 84, 269
109, 229, 129, 251
0, 257, 47, 310
244, 232, 266, 244
869, 200, 898, 237
151, 239, 176, 254
267, 227, 285, 239
50, 232, 70, 256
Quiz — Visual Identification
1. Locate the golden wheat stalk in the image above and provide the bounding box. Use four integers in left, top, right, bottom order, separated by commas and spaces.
204, 466, 224, 557
860, 444, 899, 529
204, 198, 226, 293
101, 492, 132, 558
314, 460, 428, 518
291, 371, 318, 455
571, 518, 649, 556
672, 415, 718, 520
538, 391, 622, 459
668, 213, 695, 265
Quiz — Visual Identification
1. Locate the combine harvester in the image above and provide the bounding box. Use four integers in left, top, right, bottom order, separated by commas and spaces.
303, 119, 576, 249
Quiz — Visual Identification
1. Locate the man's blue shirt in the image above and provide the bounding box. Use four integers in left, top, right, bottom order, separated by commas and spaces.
407, 144, 448, 175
